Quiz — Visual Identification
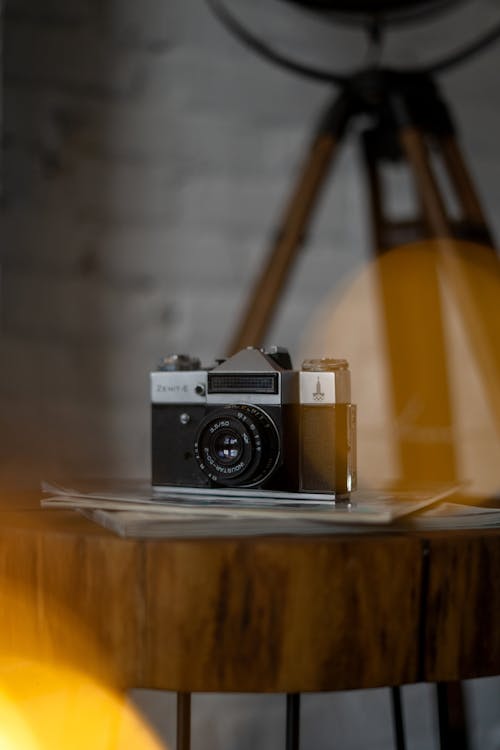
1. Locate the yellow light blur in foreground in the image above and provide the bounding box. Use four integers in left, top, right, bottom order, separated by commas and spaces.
302, 240, 500, 494
0, 687, 38, 750
0, 658, 165, 750
0, 574, 166, 750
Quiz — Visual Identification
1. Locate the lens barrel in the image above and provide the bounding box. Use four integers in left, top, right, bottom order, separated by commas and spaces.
194, 404, 280, 487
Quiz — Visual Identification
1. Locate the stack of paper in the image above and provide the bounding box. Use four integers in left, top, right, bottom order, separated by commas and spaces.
39, 481, 474, 539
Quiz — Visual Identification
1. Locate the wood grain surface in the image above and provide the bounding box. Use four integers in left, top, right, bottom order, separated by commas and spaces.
424, 529, 500, 683
144, 534, 422, 692
0, 507, 142, 689
0, 496, 499, 693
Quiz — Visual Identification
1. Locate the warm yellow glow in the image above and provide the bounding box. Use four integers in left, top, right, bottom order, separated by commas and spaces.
0, 578, 167, 749
0, 688, 39, 750
0, 659, 165, 750
302, 240, 500, 495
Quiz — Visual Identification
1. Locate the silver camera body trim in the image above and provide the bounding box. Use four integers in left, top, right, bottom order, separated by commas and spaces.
151, 371, 208, 404
150, 370, 299, 406
299, 370, 351, 405
151, 367, 350, 407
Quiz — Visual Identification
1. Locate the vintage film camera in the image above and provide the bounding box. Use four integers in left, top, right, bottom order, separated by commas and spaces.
151, 346, 356, 498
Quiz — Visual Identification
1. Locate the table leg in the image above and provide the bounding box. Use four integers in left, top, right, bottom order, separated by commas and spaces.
176, 692, 191, 750
286, 693, 301, 750
391, 687, 407, 750
436, 682, 469, 750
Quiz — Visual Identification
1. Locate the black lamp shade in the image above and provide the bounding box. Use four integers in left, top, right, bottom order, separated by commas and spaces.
281, 0, 458, 17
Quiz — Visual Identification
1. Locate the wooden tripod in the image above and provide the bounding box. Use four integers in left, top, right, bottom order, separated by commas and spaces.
226, 68, 500, 750
227, 69, 500, 480
227, 69, 495, 353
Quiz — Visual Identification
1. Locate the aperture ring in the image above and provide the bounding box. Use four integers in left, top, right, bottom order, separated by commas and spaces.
194, 404, 280, 487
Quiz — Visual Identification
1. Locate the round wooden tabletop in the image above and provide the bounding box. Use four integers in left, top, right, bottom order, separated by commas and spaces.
1, 492, 499, 693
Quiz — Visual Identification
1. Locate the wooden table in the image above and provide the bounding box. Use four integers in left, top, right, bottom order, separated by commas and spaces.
1, 492, 499, 749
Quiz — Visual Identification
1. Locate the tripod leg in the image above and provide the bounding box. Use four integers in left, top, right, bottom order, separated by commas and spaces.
435, 238, 500, 431
394, 117, 483, 750
398, 126, 451, 238
362, 130, 388, 252
363, 102, 457, 481
373, 240, 458, 483
438, 134, 493, 245
226, 92, 350, 355
396, 94, 500, 432
402, 125, 500, 433
362, 128, 426, 252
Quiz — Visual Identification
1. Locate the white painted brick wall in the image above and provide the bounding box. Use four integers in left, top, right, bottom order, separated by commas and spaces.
2, 0, 500, 746
1, 0, 374, 483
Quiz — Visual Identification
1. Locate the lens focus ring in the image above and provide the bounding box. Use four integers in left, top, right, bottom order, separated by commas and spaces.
194, 404, 280, 487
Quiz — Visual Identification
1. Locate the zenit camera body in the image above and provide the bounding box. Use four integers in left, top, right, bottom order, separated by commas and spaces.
151, 346, 356, 497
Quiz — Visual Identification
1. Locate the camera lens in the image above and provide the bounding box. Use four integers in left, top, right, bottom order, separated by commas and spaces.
194, 404, 280, 487
212, 430, 243, 463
